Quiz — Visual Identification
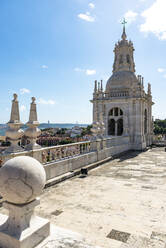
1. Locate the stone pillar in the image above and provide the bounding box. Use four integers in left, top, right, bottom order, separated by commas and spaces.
115, 121, 118, 136
102, 138, 107, 149
5, 94, 24, 154
0, 156, 50, 248
25, 97, 41, 151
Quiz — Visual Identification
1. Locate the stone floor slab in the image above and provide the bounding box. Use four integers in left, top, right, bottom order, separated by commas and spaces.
120, 235, 166, 248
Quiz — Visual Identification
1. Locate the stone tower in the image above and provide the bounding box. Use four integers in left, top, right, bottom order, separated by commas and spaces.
91, 25, 154, 150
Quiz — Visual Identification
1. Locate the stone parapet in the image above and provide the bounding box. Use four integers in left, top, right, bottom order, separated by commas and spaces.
0, 136, 131, 183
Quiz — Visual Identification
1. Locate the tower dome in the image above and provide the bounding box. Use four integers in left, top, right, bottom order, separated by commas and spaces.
106, 71, 138, 91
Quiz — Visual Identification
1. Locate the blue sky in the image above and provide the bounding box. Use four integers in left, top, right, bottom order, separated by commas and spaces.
0, 0, 166, 124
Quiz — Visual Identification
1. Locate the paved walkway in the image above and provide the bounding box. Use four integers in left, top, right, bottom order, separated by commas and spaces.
3, 147, 166, 247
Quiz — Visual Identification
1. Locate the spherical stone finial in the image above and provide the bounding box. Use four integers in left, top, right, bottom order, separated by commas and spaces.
0, 156, 46, 205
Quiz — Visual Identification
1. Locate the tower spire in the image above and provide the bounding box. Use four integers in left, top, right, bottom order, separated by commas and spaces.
121, 18, 127, 40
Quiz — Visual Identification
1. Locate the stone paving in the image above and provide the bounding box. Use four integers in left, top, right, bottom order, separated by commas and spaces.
2, 147, 166, 247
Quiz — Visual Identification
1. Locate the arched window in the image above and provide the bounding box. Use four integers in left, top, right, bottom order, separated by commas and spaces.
119, 55, 123, 64
144, 109, 147, 134
109, 108, 113, 116
108, 108, 123, 136
108, 119, 115, 135
117, 119, 123, 136
126, 54, 130, 63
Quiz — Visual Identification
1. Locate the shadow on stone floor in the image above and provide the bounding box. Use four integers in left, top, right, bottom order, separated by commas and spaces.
116, 150, 142, 163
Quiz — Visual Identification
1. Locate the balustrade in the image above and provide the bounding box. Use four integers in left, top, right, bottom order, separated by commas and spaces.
0, 137, 128, 166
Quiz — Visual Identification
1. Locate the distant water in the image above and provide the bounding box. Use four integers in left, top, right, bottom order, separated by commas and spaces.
0, 123, 89, 136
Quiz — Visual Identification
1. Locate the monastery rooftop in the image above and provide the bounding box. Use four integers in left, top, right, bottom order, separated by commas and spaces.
1, 147, 166, 247
14, 147, 166, 247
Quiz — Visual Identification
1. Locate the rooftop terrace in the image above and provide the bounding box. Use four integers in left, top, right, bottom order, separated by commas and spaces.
1, 147, 166, 247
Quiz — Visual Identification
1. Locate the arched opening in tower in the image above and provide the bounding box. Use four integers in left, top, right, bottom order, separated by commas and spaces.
117, 118, 123, 136
108, 119, 115, 135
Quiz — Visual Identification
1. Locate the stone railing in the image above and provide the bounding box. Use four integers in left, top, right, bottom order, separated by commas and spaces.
0, 136, 130, 167
152, 140, 166, 147
40, 141, 92, 164
0, 136, 131, 183
0, 140, 94, 166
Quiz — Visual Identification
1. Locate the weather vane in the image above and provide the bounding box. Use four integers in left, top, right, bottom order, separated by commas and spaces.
121, 18, 127, 28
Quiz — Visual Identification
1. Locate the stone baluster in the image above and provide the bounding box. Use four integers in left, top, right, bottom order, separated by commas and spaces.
5, 94, 24, 154
80, 144, 83, 154
58, 148, 62, 159
63, 147, 67, 158
76, 144, 80, 155
87, 143, 90, 152
25, 97, 41, 151
89, 140, 95, 152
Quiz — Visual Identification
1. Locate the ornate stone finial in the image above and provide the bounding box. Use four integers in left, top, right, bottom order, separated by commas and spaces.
32, 96, 36, 103
148, 83, 151, 95
29, 96, 38, 123
91, 121, 101, 140
101, 80, 103, 92
5, 94, 24, 154
141, 77, 144, 87
98, 82, 100, 92
25, 97, 41, 151
13, 93, 18, 101
121, 18, 127, 40
0, 156, 50, 248
94, 80, 97, 93
9, 93, 20, 123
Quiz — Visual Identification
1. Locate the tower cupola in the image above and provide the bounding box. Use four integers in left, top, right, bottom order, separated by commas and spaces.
113, 19, 135, 73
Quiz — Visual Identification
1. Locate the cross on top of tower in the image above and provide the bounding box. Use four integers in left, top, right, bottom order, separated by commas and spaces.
121, 18, 127, 29
121, 18, 127, 40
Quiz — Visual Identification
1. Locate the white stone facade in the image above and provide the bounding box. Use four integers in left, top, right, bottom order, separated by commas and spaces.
91, 27, 154, 150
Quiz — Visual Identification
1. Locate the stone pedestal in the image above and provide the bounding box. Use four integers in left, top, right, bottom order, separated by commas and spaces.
102, 138, 107, 149
0, 199, 50, 248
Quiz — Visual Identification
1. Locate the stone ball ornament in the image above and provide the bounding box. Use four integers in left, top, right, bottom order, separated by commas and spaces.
0, 156, 46, 205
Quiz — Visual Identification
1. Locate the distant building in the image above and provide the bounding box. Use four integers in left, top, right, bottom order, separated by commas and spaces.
70, 126, 83, 138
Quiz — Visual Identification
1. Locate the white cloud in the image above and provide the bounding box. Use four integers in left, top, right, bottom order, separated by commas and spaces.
86, 69, 96, 75
38, 98, 56, 105
89, 3, 95, 9
74, 67, 84, 72
78, 12, 95, 22
163, 74, 166, 78
124, 10, 138, 24
74, 68, 96, 76
158, 68, 165, 73
41, 65, 48, 70
140, 0, 166, 40
20, 88, 30, 95
20, 105, 26, 112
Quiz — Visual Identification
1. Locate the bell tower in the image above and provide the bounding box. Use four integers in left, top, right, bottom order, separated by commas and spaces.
91, 20, 154, 150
